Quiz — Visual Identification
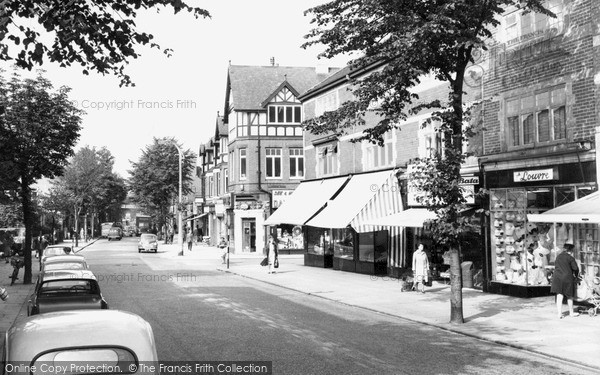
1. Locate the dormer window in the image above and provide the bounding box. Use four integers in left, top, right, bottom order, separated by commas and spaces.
268, 105, 301, 124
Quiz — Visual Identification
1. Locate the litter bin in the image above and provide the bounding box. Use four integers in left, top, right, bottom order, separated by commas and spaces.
461, 261, 474, 288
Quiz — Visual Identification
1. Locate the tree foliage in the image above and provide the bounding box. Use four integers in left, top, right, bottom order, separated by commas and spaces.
0, 70, 82, 283
303, 0, 551, 323
0, 1, 210, 86
128, 137, 195, 226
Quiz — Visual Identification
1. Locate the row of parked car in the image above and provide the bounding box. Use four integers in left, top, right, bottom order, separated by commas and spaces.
4, 245, 159, 371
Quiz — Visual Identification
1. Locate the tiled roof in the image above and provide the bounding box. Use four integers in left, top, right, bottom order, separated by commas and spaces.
228, 65, 339, 110
216, 115, 227, 137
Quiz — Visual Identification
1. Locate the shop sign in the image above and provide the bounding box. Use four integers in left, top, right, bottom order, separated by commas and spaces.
408, 175, 478, 206
272, 190, 294, 209
215, 203, 225, 216
513, 168, 555, 183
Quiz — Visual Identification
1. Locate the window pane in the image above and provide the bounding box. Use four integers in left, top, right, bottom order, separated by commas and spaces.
286, 107, 293, 123
386, 145, 393, 165
275, 157, 281, 177
553, 106, 566, 140
538, 110, 550, 142
266, 158, 273, 177
523, 114, 534, 144
268, 107, 276, 123
277, 107, 284, 123
298, 158, 304, 177
290, 158, 296, 177
294, 106, 301, 122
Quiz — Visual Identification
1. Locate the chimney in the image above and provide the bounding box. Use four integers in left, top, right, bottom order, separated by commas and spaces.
270, 57, 275, 66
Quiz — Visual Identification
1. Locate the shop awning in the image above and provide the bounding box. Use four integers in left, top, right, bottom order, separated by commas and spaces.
185, 213, 209, 221
527, 191, 600, 223
362, 208, 437, 228
263, 176, 348, 226
305, 170, 403, 232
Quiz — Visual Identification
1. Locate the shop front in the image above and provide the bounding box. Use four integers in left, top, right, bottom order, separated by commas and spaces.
263, 176, 348, 266
484, 160, 597, 298
304, 169, 403, 275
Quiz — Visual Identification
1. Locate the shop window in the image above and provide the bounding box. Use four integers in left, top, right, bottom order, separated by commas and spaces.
306, 227, 332, 255
265, 148, 282, 179
490, 186, 597, 287
333, 227, 354, 260
506, 86, 567, 148
275, 225, 304, 250
359, 232, 375, 262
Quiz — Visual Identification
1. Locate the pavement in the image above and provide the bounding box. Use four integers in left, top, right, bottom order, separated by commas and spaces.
2, 239, 599, 371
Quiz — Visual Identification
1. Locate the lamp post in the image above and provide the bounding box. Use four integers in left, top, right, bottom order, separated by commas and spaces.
160, 139, 184, 256
173, 143, 184, 256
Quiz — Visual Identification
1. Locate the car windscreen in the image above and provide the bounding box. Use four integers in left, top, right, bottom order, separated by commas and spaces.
40, 280, 98, 296
44, 248, 70, 256
140, 234, 156, 241
44, 262, 86, 271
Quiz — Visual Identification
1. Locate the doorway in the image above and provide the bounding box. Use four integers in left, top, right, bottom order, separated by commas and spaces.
242, 218, 256, 252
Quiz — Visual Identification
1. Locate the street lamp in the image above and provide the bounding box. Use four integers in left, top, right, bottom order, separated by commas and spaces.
160, 139, 184, 256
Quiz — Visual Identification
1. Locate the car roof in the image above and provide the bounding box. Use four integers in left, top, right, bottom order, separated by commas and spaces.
6, 310, 157, 362
43, 254, 85, 264
40, 269, 97, 282
45, 245, 73, 250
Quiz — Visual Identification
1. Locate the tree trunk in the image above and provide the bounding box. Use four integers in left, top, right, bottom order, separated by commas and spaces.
74, 205, 79, 248
19, 177, 33, 284
448, 247, 464, 323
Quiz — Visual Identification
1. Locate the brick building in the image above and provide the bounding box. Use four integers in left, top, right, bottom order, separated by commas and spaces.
479, 0, 600, 297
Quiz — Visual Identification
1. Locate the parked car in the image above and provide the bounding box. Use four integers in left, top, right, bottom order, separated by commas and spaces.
107, 227, 122, 241
27, 270, 108, 316
4, 310, 159, 373
40, 245, 73, 263
138, 234, 158, 253
41, 254, 88, 272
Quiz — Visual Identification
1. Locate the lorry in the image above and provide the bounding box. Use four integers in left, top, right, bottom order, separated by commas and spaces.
136, 215, 151, 234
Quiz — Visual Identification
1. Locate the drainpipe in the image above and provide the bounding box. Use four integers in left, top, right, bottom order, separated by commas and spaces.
257, 132, 273, 254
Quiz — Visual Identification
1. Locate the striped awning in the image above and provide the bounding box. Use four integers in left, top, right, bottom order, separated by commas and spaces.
362, 208, 437, 227
305, 170, 403, 232
263, 176, 348, 226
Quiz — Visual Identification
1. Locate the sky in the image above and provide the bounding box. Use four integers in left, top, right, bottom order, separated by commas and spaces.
3, 0, 350, 179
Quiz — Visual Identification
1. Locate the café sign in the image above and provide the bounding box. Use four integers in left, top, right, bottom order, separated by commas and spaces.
513, 168, 555, 183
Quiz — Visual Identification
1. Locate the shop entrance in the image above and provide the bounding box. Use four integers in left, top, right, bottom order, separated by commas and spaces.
242, 218, 256, 252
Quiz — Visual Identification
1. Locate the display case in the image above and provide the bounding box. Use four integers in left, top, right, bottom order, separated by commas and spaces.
576, 224, 600, 278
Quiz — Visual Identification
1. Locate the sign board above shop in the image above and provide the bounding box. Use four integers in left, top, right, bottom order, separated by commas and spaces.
272, 190, 294, 209
407, 174, 479, 206
513, 168, 557, 183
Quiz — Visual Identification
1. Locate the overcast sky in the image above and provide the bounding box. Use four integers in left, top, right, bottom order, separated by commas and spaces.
3, 0, 349, 179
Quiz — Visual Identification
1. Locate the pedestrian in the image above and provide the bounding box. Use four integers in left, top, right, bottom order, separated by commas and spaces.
38, 235, 48, 264
551, 243, 580, 318
267, 235, 278, 274
412, 243, 430, 293
186, 227, 193, 251
219, 237, 228, 264
193, 225, 199, 245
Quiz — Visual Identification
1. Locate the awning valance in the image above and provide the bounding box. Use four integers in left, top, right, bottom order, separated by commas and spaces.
527, 191, 600, 223
263, 176, 348, 226
362, 208, 437, 228
305, 170, 403, 232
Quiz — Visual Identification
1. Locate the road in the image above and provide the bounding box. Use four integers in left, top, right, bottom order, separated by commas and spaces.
81, 238, 596, 375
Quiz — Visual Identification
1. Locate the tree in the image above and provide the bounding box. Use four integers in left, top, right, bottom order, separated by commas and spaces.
302, 0, 552, 324
0, 1, 210, 86
51, 146, 127, 245
0, 71, 82, 284
128, 137, 195, 229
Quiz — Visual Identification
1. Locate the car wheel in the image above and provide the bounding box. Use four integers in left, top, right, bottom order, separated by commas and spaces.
138, 249, 141, 253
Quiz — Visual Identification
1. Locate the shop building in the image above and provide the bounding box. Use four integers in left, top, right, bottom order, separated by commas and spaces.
198, 115, 229, 246
223, 64, 337, 254
267, 62, 484, 277
479, 0, 600, 297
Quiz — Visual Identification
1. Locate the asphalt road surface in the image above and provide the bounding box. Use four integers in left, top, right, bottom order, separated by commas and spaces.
80, 238, 597, 375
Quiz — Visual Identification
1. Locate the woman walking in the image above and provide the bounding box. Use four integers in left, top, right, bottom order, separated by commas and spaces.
412, 243, 430, 293
551, 244, 580, 318
267, 235, 278, 274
